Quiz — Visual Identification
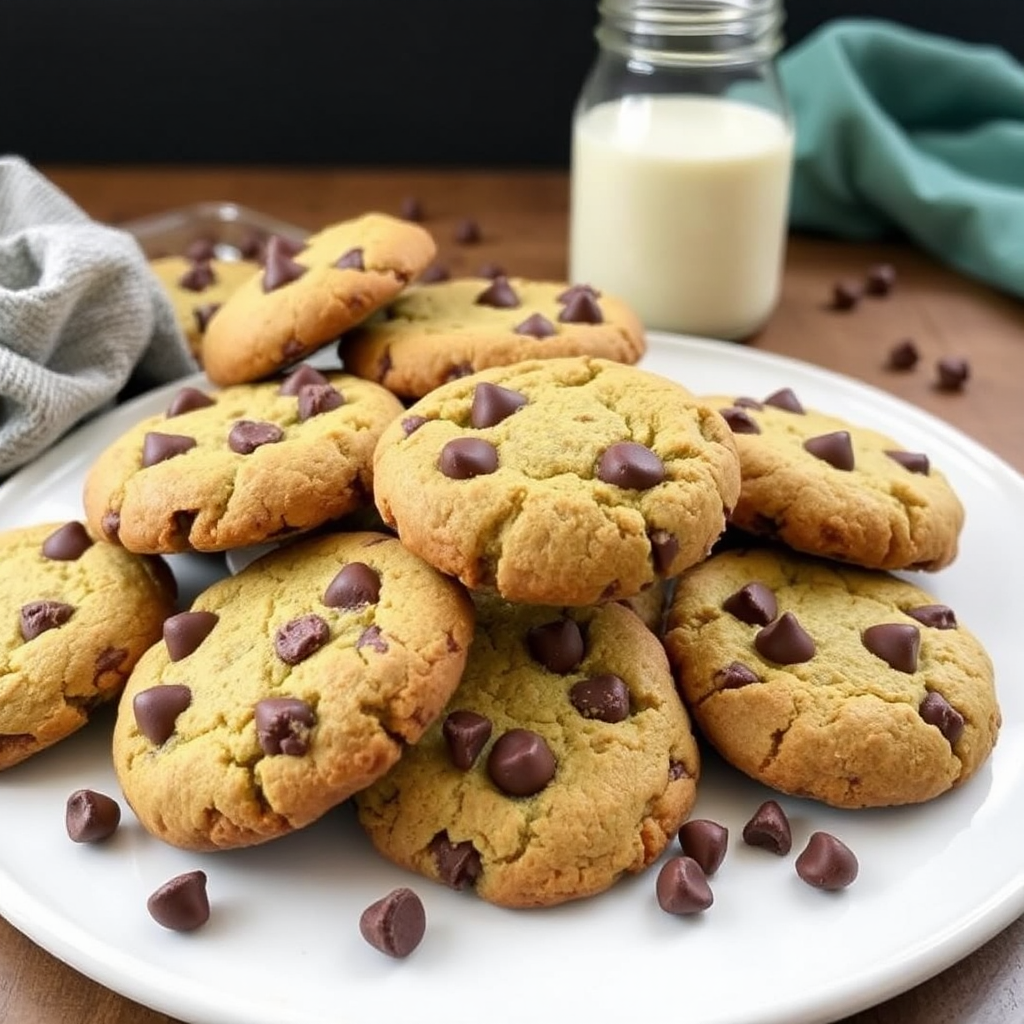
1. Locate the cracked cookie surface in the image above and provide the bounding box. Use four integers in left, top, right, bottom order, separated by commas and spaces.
338, 277, 645, 399
355, 596, 699, 908
83, 369, 403, 554
372, 357, 741, 606
112, 530, 475, 851
664, 547, 1000, 808
0, 521, 176, 770
202, 213, 437, 385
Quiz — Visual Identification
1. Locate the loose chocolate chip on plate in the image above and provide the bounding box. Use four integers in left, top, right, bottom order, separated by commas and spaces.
334, 247, 365, 271
20, 600, 74, 641
228, 420, 284, 455
678, 819, 729, 876
262, 236, 307, 292
570, 674, 630, 723
443, 710, 493, 769
763, 387, 805, 414
715, 661, 760, 689
147, 870, 210, 931
133, 684, 192, 745
360, 887, 426, 958
470, 381, 527, 428
906, 604, 957, 630
723, 581, 777, 626
399, 195, 424, 222
656, 856, 714, 915
513, 312, 557, 338
720, 406, 761, 434
275, 614, 330, 665
41, 521, 93, 561
255, 697, 317, 756
142, 431, 196, 467
742, 799, 792, 855
166, 386, 215, 417
298, 383, 344, 420
597, 441, 665, 489
885, 450, 930, 474
323, 562, 381, 609
649, 528, 679, 574
66, 789, 121, 843
439, 437, 499, 479
430, 832, 482, 889
865, 262, 896, 296
862, 622, 920, 673
487, 728, 557, 796
527, 618, 585, 674
163, 610, 219, 661
831, 278, 863, 310
803, 430, 855, 471
796, 832, 859, 890
936, 357, 970, 391
559, 290, 603, 324
887, 338, 919, 370
418, 263, 450, 284
754, 612, 815, 664
454, 217, 482, 244
278, 364, 329, 396
178, 261, 216, 292
919, 691, 965, 744
475, 275, 520, 309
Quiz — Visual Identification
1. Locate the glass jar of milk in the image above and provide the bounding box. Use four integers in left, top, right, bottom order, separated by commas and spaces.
569, 0, 793, 341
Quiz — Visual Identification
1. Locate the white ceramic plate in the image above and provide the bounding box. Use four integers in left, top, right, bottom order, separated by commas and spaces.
2, 333, 1023, 1024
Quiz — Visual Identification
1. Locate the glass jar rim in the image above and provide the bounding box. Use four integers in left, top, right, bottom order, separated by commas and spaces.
598, 0, 781, 32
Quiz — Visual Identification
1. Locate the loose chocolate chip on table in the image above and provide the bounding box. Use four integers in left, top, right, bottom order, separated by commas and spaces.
443, 710, 493, 769
865, 262, 896, 296
41, 521, 94, 561
678, 819, 729, 876
513, 312, 557, 339
649, 528, 679, 574
487, 728, 557, 796
830, 278, 863, 310
401, 415, 428, 436
597, 441, 665, 490
323, 562, 381, 609
334, 247, 365, 271
557, 283, 601, 303
262, 236, 308, 292
66, 789, 121, 843
475, 275, 520, 309
723, 581, 777, 626
803, 430, 855, 471
255, 697, 317, 756
936, 357, 970, 391
470, 381, 528, 428
795, 832, 859, 890
275, 614, 330, 665
418, 263, 450, 284
192, 303, 221, 335
430, 832, 482, 889
919, 691, 965, 744
399, 195, 424, 221
228, 420, 284, 455
742, 799, 792, 855
360, 887, 426, 958
559, 290, 603, 324
763, 387, 805, 414
720, 406, 761, 434
714, 661, 760, 689
142, 431, 197, 467
906, 604, 957, 630
570, 674, 630, 723
439, 437, 499, 479
163, 610, 219, 661
167, 386, 216, 418
178, 261, 216, 292
453, 217, 482, 244
278, 364, 329, 396
754, 611, 816, 664
887, 338, 919, 370
885, 450, 930, 474
133, 684, 192, 745
527, 618, 585, 673
147, 870, 210, 931
656, 856, 714, 915
20, 600, 74, 641
862, 622, 920, 673
298, 383, 344, 420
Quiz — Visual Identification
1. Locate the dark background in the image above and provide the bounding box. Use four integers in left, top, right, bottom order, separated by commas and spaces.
2, 0, 1021, 167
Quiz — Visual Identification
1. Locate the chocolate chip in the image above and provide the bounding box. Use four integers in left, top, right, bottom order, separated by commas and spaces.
401, 415, 428, 436
865, 263, 896, 296
255, 697, 316, 755
723, 582, 777, 626
163, 610, 219, 661
656, 856, 714, 915
475, 275, 520, 309
142, 431, 196, 467
430, 832, 481, 889
133, 684, 192, 745
166, 386, 215, 417
228, 420, 284, 454
442, 710, 493, 769
41, 521, 93, 561
399, 196, 425, 221
278, 364, 329, 396
262, 236, 307, 292
678, 819, 729, 876
453, 217, 481, 244
795, 832, 859, 890
733, 396, 764, 410
478, 261, 506, 280
597, 442, 665, 490
147, 870, 210, 931
238, 229, 267, 260
194, 302, 222, 337
298, 383, 344, 420
558, 291, 603, 324
862, 622, 920, 673
101, 511, 121, 543
570, 674, 630, 723
178, 261, 216, 292
513, 312, 556, 338
19, 600, 74, 640
936, 357, 970, 391
527, 618, 585, 673
668, 759, 689, 780
885, 450, 930, 474
470, 381, 527, 428
323, 562, 381, 609
754, 611, 815, 664
803, 430, 855, 471
275, 614, 330, 665
720, 407, 761, 434
649, 529, 679, 574
357, 624, 389, 653
557, 283, 601, 303
360, 887, 426, 958
334, 247, 365, 271
439, 437, 499, 479
65, 789, 121, 843
831, 279, 862, 310
887, 338, 919, 370
184, 237, 216, 262
715, 661, 760, 689
742, 799, 792, 855
906, 604, 957, 629
418, 263, 450, 284
763, 388, 804, 414
487, 729, 556, 796
919, 691, 965, 744
445, 362, 475, 381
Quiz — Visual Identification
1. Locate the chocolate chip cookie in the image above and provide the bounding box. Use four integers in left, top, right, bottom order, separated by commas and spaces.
0, 521, 176, 770
664, 547, 1000, 808
112, 530, 475, 851
372, 357, 741, 606
338, 277, 645, 399
201, 214, 437, 385
355, 596, 700, 907
83, 367, 403, 554
708, 388, 964, 570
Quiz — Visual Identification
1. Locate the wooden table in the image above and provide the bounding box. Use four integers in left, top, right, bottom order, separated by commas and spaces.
2, 167, 1023, 1024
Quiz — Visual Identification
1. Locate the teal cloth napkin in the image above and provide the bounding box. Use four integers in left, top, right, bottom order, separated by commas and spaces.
780, 19, 1024, 299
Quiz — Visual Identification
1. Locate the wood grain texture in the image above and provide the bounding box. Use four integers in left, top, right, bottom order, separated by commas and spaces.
2, 166, 1022, 1024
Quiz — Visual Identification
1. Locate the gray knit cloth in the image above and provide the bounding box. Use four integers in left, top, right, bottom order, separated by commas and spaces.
0, 156, 195, 478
